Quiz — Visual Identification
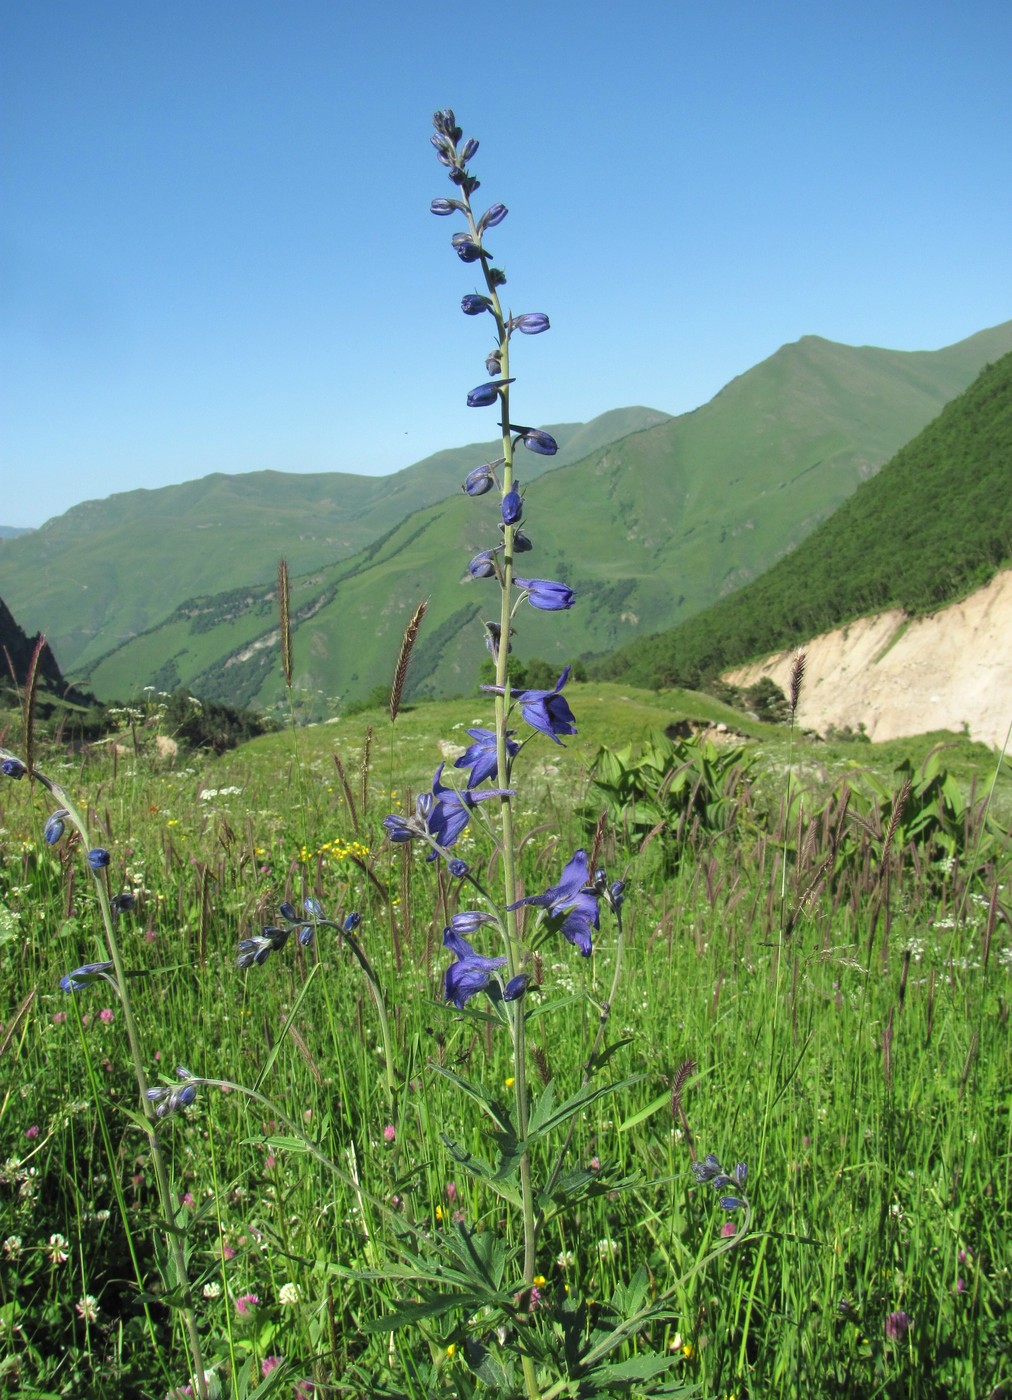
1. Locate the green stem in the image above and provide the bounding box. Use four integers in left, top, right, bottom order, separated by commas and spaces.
19, 759, 210, 1400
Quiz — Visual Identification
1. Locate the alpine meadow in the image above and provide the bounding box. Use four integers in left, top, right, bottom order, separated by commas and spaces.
1, 109, 1010, 1400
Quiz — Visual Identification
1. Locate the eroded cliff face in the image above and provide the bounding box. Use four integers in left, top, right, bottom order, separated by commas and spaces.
724, 569, 1012, 749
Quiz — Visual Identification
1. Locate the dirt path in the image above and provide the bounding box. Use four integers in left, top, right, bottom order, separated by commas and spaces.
724, 568, 1012, 750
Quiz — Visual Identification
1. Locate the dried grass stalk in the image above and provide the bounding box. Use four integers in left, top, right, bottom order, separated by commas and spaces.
390, 599, 427, 723
278, 559, 293, 688
23, 635, 47, 777
789, 650, 807, 715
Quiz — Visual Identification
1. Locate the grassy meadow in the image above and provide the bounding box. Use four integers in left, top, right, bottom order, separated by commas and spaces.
1, 685, 1009, 1399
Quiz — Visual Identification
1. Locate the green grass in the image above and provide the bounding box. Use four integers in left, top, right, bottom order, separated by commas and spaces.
0, 700, 1008, 1398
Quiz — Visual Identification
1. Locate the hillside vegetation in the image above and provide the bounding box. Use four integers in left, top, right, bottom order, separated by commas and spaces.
80, 322, 1012, 716
0, 408, 668, 675
597, 349, 1012, 689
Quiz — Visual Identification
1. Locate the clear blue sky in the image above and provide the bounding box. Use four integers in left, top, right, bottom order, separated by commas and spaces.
4, 0, 1010, 528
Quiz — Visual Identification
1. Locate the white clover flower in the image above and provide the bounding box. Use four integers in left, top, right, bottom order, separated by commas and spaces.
48, 1233, 68, 1263
203, 1281, 222, 1299
2, 1235, 22, 1259
555, 1250, 575, 1268
596, 1238, 619, 1260
76, 1294, 99, 1322
278, 1282, 301, 1306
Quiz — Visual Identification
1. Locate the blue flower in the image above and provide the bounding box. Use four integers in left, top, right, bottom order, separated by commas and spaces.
44, 810, 68, 845
504, 974, 529, 1001
521, 429, 558, 455
146, 1067, 198, 1119
468, 550, 498, 580
690, 1155, 748, 1209
60, 961, 115, 993
467, 378, 515, 407
501, 489, 523, 525
87, 848, 111, 870
384, 767, 511, 859
1, 757, 27, 780
443, 928, 507, 1009
430, 197, 464, 216
237, 926, 291, 969
448, 910, 497, 935
477, 202, 508, 232
448, 859, 470, 878
463, 463, 498, 496
454, 727, 519, 788
508, 313, 550, 335
507, 848, 599, 956
461, 294, 493, 315
483, 665, 577, 744
452, 232, 485, 263
514, 577, 574, 611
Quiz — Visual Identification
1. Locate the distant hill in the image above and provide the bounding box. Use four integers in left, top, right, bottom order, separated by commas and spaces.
0, 596, 96, 721
0, 407, 670, 675
0, 526, 33, 540
596, 349, 1012, 688
76, 320, 1012, 717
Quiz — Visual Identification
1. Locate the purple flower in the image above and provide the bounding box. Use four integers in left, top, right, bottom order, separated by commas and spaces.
461, 294, 493, 316
448, 911, 497, 936
87, 848, 111, 870
60, 961, 115, 993
467, 379, 515, 407
521, 430, 558, 455
504, 974, 529, 1001
477, 202, 508, 232
454, 727, 519, 788
502, 489, 523, 525
1, 757, 27, 779
448, 859, 470, 878
484, 665, 577, 744
459, 137, 479, 163
514, 577, 574, 611
44, 810, 69, 845
237, 926, 291, 969
885, 1310, 912, 1341
467, 551, 497, 580
451, 232, 485, 263
443, 928, 507, 1009
507, 849, 599, 956
146, 1068, 198, 1119
463, 464, 496, 496
509, 313, 550, 335
385, 767, 510, 858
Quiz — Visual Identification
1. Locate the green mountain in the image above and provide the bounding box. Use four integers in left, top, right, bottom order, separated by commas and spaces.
0, 407, 670, 676
596, 349, 1012, 688
78, 320, 1012, 718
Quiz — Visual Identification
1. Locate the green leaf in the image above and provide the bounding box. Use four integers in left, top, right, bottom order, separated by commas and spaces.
439, 1134, 523, 1206
253, 962, 320, 1092
429, 1064, 516, 1135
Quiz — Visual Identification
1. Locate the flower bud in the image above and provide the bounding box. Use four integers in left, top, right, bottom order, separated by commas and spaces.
504, 974, 529, 1001
432, 109, 459, 138
448, 859, 470, 878
1, 757, 27, 780
485, 348, 502, 376
468, 550, 497, 579
461, 294, 492, 316
279, 901, 298, 921
501, 490, 523, 525
459, 137, 479, 162
463, 465, 495, 496
44, 810, 68, 845
509, 313, 550, 335
522, 430, 558, 456
488, 267, 507, 287
451, 232, 485, 263
430, 198, 463, 216
467, 379, 514, 408
477, 203, 508, 234
87, 848, 111, 870
343, 912, 362, 933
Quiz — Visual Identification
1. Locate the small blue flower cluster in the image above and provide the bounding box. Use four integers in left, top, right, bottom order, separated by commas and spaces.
690, 1153, 749, 1211
237, 897, 360, 969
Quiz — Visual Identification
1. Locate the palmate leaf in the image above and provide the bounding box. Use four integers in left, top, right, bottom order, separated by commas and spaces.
524, 1074, 645, 1147
464, 1335, 517, 1391
363, 1288, 494, 1333
442, 1218, 511, 1294
440, 1133, 523, 1204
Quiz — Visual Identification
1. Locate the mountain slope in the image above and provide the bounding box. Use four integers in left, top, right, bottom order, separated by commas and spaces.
0, 407, 670, 675
597, 348, 1012, 688
81, 322, 1012, 716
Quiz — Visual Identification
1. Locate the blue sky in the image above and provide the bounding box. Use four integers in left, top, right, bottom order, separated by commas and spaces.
4, 0, 1010, 528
